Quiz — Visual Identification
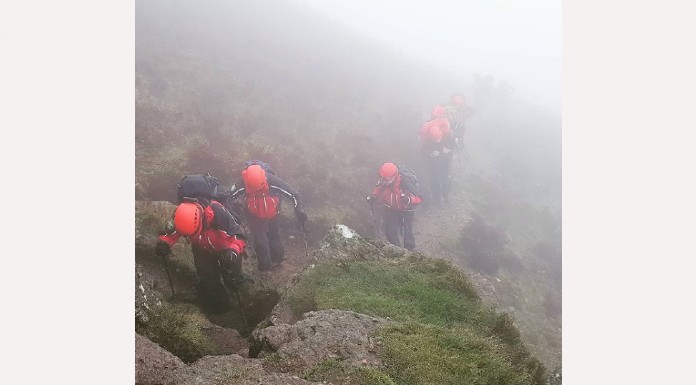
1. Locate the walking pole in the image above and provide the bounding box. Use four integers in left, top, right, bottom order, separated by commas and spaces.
162, 252, 175, 296
219, 260, 249, 335
301, 221, 310, 257
400, 212, 405, 239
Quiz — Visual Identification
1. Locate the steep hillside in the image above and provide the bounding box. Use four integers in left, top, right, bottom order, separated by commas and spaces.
135, 0, 561, 374
136, 201, 549, 384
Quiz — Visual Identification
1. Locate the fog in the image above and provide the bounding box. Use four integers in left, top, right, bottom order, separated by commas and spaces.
134, 0, 562, 370
136, 0, 561, 210
294, 0, 562, 113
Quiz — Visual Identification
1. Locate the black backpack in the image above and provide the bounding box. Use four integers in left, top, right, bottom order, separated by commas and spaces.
177, 173, 222, 203
396, 164, 420, 195
243, 160, 276, 175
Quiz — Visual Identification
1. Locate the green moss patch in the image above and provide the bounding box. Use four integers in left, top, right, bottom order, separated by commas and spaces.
136, 302, 216, 363
379, 323, 541, 385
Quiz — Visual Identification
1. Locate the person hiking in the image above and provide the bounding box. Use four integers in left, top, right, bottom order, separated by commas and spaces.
366, 162, 422, 250
155, 196, 248, 314
444, 93, 476, 150
419, 105, 455, 205
226, 162, 307, 271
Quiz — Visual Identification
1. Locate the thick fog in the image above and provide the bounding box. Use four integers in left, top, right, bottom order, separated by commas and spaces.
294, 0, 561, 113
133, 0, 562, 371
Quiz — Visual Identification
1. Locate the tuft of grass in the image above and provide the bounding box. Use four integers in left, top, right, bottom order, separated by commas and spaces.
217, 367, 255, 382
379, 322, 543, 385
301, 357, 344, 382
301, 358, 397, 385
135, 302, 216, 363
353, 366, 398, 385
260, 351, 307, 374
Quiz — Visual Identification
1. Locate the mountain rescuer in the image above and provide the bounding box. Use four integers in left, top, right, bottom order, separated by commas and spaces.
226, 162, 307, 271
155, 196, 248, 313
444, 93, 476, 150
419, 105, 455, 205
366, 162, 422, 250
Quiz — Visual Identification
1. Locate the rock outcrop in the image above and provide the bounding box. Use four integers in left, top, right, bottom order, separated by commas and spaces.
252, 309, 392, 367
135, 333, 185, 385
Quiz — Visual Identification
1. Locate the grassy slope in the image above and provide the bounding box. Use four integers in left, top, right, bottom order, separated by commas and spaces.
283, 254, 546, 385
135, 0, 561, 373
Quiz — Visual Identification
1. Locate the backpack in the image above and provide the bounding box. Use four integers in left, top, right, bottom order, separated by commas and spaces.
177, 173, 222, 203
243, 160, 276, 175
241, 161, 280, 219
246, 194, 280, 219
396, 164, 420, 195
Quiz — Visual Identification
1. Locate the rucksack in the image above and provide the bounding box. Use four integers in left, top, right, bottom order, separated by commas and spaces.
242, 161, 280, 219
246, 194, 280, 219
243, 160, 276, 175
177, 173, 222, 203
396, 164, 420, 195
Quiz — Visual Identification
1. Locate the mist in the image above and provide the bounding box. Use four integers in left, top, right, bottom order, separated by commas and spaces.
293, 0, 562, 113
135, 0, 562, 371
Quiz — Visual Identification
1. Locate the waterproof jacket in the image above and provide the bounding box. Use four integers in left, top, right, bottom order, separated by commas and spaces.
372, 174, 422, 211
419, 117, 454, 157
159, 199, 246, 255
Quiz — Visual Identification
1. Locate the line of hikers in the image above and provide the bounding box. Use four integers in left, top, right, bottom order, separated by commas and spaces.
153, 93, 474, 312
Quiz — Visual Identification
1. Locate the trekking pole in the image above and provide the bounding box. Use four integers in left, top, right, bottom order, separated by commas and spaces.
162, 252, 175, 296
301, 221, 310, 257
219, 260, 250, 334
400, 212, 405, 239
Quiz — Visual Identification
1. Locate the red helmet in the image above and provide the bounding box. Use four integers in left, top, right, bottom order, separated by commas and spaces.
242, 164, 268, 193
379, 162, 398, 179
451, 94, 465, 106
431, 105, 446, 119
173, 202, 204, 237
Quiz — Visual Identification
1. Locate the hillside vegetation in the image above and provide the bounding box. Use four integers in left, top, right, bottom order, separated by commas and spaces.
136, 202, 548, 384
135, 0, 562, 375
281, 256, 545, 385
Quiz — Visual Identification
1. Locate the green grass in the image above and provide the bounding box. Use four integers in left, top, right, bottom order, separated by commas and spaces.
284, 256, 546, 385
379, 323, 539, 385
286, 257, 487, 328
301, 358, 397, 385
135, 302, 217, 363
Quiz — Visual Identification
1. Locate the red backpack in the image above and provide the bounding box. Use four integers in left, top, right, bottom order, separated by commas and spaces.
243, 164, 280, 219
